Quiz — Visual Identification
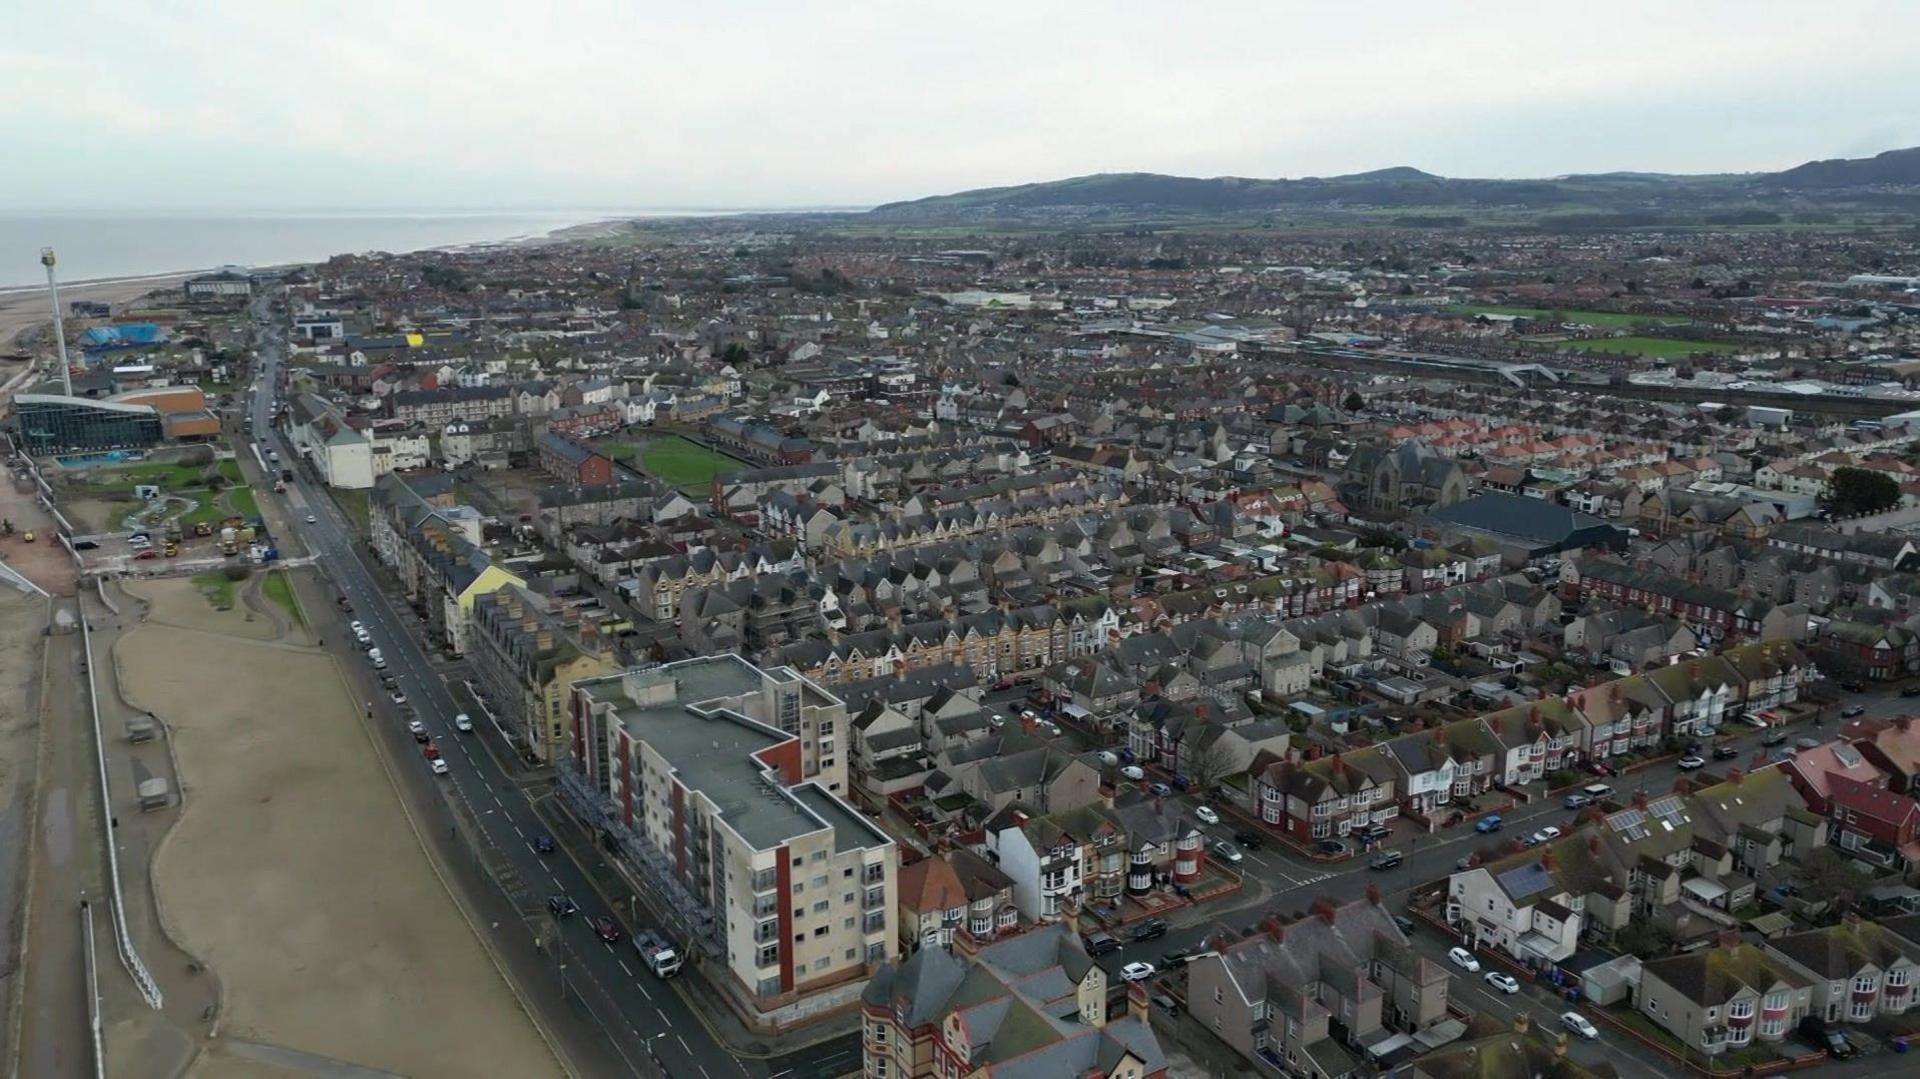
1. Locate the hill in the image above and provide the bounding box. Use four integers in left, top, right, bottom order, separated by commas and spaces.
866, 147, 1920, 225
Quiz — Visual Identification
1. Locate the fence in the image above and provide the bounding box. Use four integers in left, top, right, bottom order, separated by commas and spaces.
81, 900, 107, 1078
76, 599, 163, 1010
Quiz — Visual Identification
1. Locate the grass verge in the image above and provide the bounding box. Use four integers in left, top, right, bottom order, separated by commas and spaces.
263, 571, 306, 629
193, 573, 238, 610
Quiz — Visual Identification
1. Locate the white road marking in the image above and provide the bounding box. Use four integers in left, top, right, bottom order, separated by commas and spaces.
677, 1035, 692, 1055
618, 959, 633, 976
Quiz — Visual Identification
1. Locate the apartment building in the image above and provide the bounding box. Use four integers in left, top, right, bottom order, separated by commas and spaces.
368, 474, 525, 656
567, 656, 889, 1019
469, 585, 619, 763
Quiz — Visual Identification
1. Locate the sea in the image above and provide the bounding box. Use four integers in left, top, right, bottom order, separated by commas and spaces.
0, 209, 733, 289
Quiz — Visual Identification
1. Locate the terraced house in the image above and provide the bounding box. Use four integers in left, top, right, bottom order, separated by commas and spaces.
859, 926, 1167, 1079
1634, 939, 1814, 1057
1764, 917, 1920, 1025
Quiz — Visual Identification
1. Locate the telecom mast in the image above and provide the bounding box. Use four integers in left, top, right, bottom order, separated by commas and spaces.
40, 248, 73, 396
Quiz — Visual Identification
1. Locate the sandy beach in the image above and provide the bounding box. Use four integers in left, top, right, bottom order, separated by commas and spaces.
0, 273, 191, 352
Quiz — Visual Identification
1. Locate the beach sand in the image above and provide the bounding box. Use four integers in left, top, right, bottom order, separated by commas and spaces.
0, 274, 191, 352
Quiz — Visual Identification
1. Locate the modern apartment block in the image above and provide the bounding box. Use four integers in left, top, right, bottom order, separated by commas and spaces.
566, 655, 892, 1021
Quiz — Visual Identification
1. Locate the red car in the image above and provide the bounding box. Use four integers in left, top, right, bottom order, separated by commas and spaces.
423, 742, 441, 760
133, 550, 160, 560
589, 915, 622, 944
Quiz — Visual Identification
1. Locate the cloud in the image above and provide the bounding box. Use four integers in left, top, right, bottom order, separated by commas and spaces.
3, 0, 1918, 209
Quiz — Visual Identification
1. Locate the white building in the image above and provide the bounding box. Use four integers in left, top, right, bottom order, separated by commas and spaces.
1446, 856, 1583, 965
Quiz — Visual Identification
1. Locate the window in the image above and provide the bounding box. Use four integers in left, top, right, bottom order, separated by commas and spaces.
813, 926, 829, 938
758, 944, 778, 967
812, 850, 828, 863
813, 901, 829, 913
813, 875, 828, 889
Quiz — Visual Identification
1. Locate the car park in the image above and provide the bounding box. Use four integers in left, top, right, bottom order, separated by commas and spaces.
1447, 947, 1479, 972
1129, 919, 1167, 942
1119, 962, 1156, 982
1561, 1012, 1599, 1039
1485, 972, 1520, 994
1211, 841, 1243, 864
1677, 755, 1706, 770
1194, 805, 1220, 825
1120, 765, 1145, 781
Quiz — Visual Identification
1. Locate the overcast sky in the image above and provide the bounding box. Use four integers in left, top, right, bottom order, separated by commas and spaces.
4, 1, 1917, 212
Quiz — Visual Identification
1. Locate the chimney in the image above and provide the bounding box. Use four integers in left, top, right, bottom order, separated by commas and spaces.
1260, 915, 1286, 941
1728, 767, 1744, 784
1311, 897, 1337, 925
1672, 776, 1692, 797
1587, 834, 1602, 856
1632, 791, 1649, 811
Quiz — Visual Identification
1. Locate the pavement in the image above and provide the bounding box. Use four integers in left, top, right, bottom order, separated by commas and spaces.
244, 294, 858, 1079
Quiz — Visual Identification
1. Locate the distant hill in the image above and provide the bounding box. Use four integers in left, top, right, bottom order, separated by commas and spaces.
867, 147, 1920, 224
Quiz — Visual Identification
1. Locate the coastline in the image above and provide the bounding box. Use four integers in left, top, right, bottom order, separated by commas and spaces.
0, 272, 195, 354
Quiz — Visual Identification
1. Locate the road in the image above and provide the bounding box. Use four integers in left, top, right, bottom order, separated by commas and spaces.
242, 296, 855, 1079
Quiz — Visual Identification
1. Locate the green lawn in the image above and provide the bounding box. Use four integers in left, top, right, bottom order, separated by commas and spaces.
262, 571, 306, 628
1445, 304, 1690, 330
1546, 335, 1744, 359
193, 573, 237, 610
330, 487, 370, 534
228, 486, 260, 519
179, 499, 229, 528
637, 436, 741, 495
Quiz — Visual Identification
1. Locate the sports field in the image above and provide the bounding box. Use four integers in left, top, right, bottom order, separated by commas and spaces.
1446, 304, 1689, 330
637, 435, 743, 494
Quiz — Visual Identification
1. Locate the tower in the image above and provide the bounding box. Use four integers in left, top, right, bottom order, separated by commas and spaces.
40, 248, 72, 396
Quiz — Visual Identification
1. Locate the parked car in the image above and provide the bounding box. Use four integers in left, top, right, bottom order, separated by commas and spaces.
1148, 782, 1173, 798
1150, 992, 1180, 1017
429, 757, 449, 776
1474, 815, 1504, 834
133, 550, 159, 560
1316, 839, 1347, 855
1564, 793, 1592, 809
1129, 919, 1168, 942
1370, 852, 1404, 871
389, 690, 407, 705
1119, 962, 1156, 982
1211, 841, 1243, 864
408, 720, 428, 742
1355, 822, 1390, 842
1233, 830, 1265, 850
546, 894, 577, 918
350, 621, 365, 634
1447, 947, 1480, 972
1560, 1012, 1599, 1040
1194, 805, 1220, 825
1485, 972, 1520, 994
1082, 932, 1121, 957
1169, 775, 1191, 792
1903, 685, 1920, 699
1841, 704, 1868, 718
1840, 680, 1866, 693
1586, 759, 1615, 777
1159, 947, 1193, 967
422, 742, 441, 761
1120, 765, 1146, 781
1798, 1017, 1857, 1058
589, 916, 623, 944
1677, 755, 1707, 770
1530, 826, 1562, 844
1795, 737, 1823, 751
1712, 744, 1740, 760
1762, 729, 1789, 746
1392, 914, 1416, 934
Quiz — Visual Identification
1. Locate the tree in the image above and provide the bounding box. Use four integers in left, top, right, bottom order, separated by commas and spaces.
1798, 848, 1872, 911
1820, 467, 1901, 517
1180, 730, 1241, 796
1342, 390, 1365, 412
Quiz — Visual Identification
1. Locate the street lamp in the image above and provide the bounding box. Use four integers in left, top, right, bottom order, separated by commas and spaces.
644, 1032, 669, 1077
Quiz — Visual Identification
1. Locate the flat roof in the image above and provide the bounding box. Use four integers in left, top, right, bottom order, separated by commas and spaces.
583, 656, 880, 854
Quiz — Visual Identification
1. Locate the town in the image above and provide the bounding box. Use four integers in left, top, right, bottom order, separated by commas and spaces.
7, 215, 1920, 1079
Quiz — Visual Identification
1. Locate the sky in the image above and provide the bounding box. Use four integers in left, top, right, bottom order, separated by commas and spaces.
3, 0, 1918, 212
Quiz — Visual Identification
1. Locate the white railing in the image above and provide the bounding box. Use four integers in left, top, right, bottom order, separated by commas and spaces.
77, 603, 164, 1010
81, 900, 107, 1078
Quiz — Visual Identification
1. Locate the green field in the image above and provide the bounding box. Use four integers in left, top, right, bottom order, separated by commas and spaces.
1445, 304, 1689, 330
637, 436, 741, 495
262, 571, 306, 628
227, 486, 260, 519
193, 573, 237, 610
1546, 335, 1744, 359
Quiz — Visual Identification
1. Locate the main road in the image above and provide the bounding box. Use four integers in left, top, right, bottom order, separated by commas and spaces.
242, 296, 858, 1079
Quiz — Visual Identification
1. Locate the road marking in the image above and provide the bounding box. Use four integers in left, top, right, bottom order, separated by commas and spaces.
657, 1007, 669, 1024
618, 959, 632, 976
677, 1035, 692, 1055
